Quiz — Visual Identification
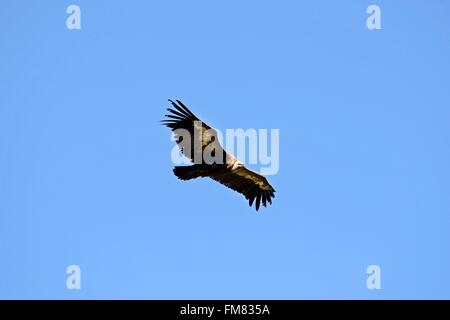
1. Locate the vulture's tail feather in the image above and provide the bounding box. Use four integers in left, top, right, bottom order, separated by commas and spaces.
173, 166, 200, 180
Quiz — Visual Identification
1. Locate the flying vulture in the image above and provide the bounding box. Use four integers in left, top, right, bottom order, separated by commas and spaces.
161, 99, 275, 211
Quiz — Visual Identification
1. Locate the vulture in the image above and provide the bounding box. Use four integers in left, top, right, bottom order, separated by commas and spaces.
161, 99, 275, 211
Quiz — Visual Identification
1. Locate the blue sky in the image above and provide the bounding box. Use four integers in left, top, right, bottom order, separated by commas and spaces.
1, 1, 450, 299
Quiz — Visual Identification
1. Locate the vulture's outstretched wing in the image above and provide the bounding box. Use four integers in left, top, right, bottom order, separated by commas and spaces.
161, 99, 225, 164
211, 166, 276, 211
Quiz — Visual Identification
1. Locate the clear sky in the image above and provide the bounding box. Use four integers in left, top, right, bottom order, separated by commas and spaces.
1, 1, 450, 299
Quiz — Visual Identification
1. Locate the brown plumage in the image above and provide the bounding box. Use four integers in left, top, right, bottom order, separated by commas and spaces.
161, 99, 275, 211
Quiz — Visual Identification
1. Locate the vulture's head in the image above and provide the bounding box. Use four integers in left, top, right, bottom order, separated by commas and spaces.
232, 160, 245, 171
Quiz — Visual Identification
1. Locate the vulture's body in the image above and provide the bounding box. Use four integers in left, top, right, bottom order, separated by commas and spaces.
161, 99, 275, 211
